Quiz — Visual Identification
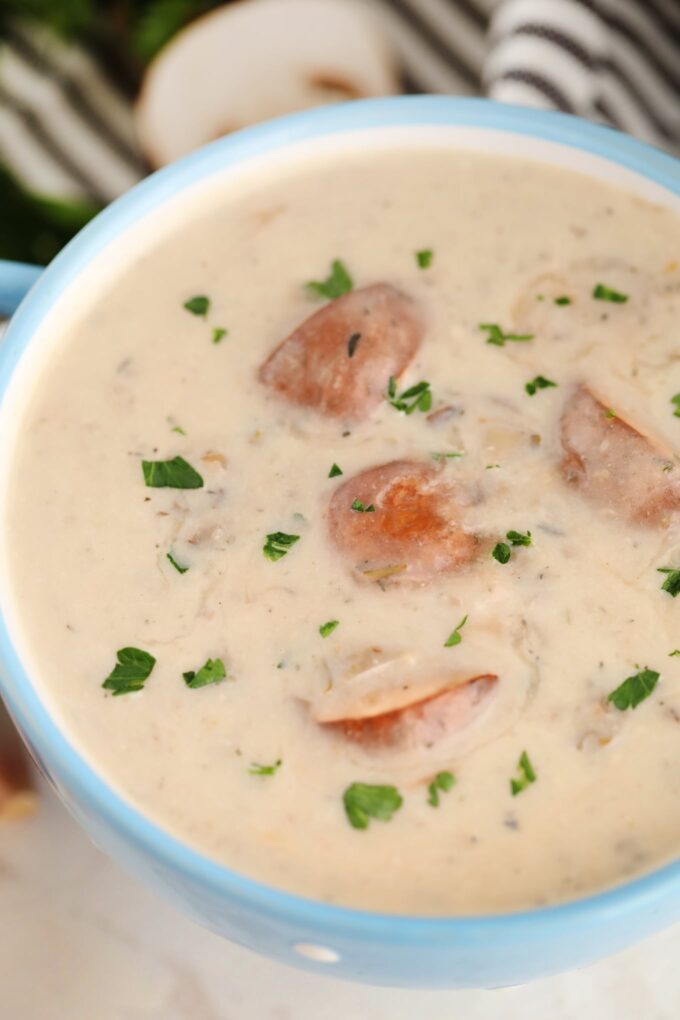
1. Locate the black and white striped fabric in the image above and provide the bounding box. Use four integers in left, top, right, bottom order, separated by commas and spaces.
0, 0, 679, 205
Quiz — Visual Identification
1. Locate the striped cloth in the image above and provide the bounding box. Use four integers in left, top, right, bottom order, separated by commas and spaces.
0, 0, 679, 206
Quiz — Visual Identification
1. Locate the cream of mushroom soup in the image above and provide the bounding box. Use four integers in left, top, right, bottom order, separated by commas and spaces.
3, 145, 680, 914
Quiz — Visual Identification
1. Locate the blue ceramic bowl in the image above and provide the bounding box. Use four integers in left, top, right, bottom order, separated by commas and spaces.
2, 97, 680, 989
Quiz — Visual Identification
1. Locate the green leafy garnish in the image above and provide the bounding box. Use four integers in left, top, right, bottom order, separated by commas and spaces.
593, 283, 628, 303
416, 249, 433, 269
183, 295, 210, 316
431, 451, 464, 461
658, 567, 680, 597
343, 783, 403, 830
212, 327, 227, 344
492, 542, 511, 564
427, 771, 455, 807
670, 650, 680, 657
166, 551, 188, 574
507, 529, 532, 547
479, 323, 534, 346
386, 376, 432, 414
351, 499, 375, 513
607, 668, 660, 710
671, 394, 680, 418
102, 647, 156, 696
142, 456, 204, 489
525, 375, 557, 396
510, 751, 536, 796
306, 259, 353, 300
444, 615, 467, 647
347, 332, 362, 357
554, 295, 572, 306
171, 424, 186, 435
328, 463, 343, 478
605, 408, 617, 420
319, 619, 339, 638
263, 531, 300, 561
249, 759, 282, 776
183, 657, 226, 689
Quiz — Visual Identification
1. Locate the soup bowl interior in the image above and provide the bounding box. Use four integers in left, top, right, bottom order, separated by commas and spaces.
2, 97, 680, 988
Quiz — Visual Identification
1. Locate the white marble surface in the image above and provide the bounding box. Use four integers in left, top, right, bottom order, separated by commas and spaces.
0, 774, 678, 1020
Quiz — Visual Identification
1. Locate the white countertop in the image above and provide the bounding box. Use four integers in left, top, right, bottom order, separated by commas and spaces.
1, 773, 678, 1020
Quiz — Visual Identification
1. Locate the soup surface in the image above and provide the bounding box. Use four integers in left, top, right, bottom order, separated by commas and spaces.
4, 144, 680, 914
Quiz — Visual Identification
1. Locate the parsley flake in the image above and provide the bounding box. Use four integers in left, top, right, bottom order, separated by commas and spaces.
525, 375, 557, 396
670, 650, 680, 657
416, 249, 433, 269
386, 377, 432, 414
171, 424, 186, 435
507, 529, 532, 547
212, 327, 227, 344
343, 782, 403, 830
480, 323, 534, 347
328, 463, 343, 478
658, 567, 680, 597
183, 295, 210, 316
671, 394, 680, 418
102, 647, 156, 696
427, 770, 455, 807
607, 668, 659, 710
554, 295, 572, 306
444, 614, 468, 647
183, 657, 227, 689
319, 619, 339, 638
263, 531, 300, 561
510, 751, 536, 796
306, 259, 353, 300
142, 456, 204, 489
431, 451, 464, 461
351, 499, 375, 513
492, 542, 511, 564
593, 283, 628, 303
604, 408, 617, 420
249, 759, 282, 776
167, 551, 189, 574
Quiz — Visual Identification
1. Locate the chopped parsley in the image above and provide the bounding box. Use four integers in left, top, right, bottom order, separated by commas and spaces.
249, 759, 282, 776
212, 327, 227, 344
671, 394, 680, 418
183, 657, 226, 689
525, 375, 557, 396
492, 542, 511, 564
142, 456, 204, 489
507, 529, 532, 547
604, 408, 617, 420
183, 295, 210, 316
670, 650, 680, 657
319, 619, 339, 638
102, 647, 156, 696
171, 424, 186, 435
510, 751, 536, 796
444, 614, 468, 647
427, 770, 455, 807
658, 567, 680, 597
607, 668, 659, 710
328, 463, 343, 478
343, 782, 403, 830
431, 451, 464, 461
263, 531, 300, 561
347, 331, 361, 357
351, 499, 375, 513
593, 283, 628, 303
554, 295, 572, 306
479, 323, 534, 346
166, 551, 189, 574
416, 248, 434, 269
493, 530, 531, 563
386, 376, 432, 414
306, 259, 353, 300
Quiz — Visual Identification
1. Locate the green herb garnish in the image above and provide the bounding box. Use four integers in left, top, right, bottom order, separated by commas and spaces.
593, 283, 628, 303
343, 782, 403, 830
306, 259, 353, 300
427, 771, 455, 807
328, 463, 343, 478
263, 531, 300, 561
444, 615, 467, 647
605, 408, 617, 419
431, 451, 464, 461
249, 759, 282, 776
319, 620, 339, 638
492, 542, 511, 564
347, 331, 361, 357
102, 647, 156, 696
507, 529, 532, 547
554, 295, 572, 306
658, 567, 680, 597
142, 456, 204, 489
183, 295, 210, 316
183, 657, 226, 689
166, 551, 189, 574
510, 751, 536, 796
170, 424, 186, 435
480, 323, 534, 346
212, 327, 227, 344
525, 375, 557, 396
671, 394, 680, 418
386, 376, 432, 414
607, 667, 660, 710
416, 249, 433, 269
351, 499, 375, 513
670, 650, 680, 657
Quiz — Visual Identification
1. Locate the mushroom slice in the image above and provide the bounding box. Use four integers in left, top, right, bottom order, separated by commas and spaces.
322, 674, 498, 751
327, 459, 479, 584
259, 284, 422, 421
560, 384, 680, 524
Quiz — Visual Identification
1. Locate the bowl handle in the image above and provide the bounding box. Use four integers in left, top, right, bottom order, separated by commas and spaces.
0, 260, 43, 318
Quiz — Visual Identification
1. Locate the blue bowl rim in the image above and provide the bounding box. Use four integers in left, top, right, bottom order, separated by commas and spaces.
2, 95, 680, 943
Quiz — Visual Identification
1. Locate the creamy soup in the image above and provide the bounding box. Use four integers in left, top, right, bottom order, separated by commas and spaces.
3, 145, 680, 915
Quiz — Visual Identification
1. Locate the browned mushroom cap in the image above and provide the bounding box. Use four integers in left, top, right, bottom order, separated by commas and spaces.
258, 283, 422, 420
560, 384, 680, 525
327, 459, 479, 584
323, 674, 498, 750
